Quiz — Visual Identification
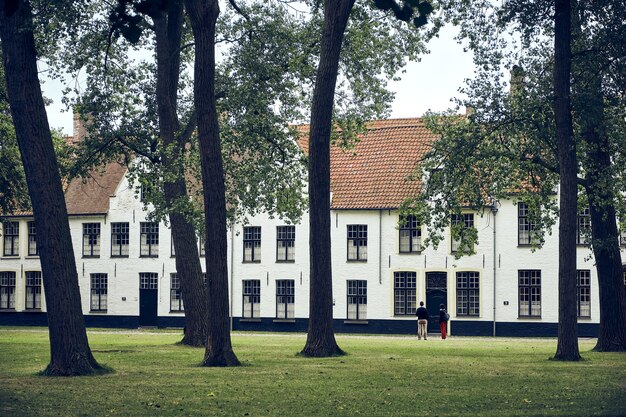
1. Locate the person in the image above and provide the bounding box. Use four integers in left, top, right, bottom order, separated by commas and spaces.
415, 301, 429, 340
439, 304, 448, 339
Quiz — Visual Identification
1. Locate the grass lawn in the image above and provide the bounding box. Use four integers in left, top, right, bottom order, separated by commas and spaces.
0, 329, 625, 416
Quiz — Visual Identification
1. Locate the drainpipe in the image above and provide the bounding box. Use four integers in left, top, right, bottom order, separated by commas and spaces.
230, 226, 235, 331
491, 201, 498, 337
379, 210, 382, 284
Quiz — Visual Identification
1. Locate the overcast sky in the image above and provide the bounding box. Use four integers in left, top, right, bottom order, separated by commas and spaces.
42, 25, 474, 136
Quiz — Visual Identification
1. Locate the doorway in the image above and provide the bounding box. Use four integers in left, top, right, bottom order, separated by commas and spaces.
425, 271, 447, 333
139, 272, 158, 327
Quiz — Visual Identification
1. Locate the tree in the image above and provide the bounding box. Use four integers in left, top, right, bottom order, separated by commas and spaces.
0, 0, 102, 375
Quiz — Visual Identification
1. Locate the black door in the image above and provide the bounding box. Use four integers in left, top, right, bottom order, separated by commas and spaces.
426, 272, 447, 333
139, 272, 159, 327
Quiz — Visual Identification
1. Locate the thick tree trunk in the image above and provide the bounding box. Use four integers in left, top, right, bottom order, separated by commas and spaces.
553, 0, 580, 361
154, 4, 208, 347
301, 0, 354, 357
0, 0, 101, 375
185, 0, 240, 366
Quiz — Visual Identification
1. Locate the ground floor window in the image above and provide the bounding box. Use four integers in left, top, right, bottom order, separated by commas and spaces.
0, 271, 16, 309
90, 273, 108, 312
170, 273, 183, 312
518, 270, 541, 317
347, 280, 367, 320
276, 279, 294, 319
456, 271, 479, 316
394, 272, 416, 315
577, 270, 591, 318
25, 271, 42, 310
243, 279, 260, 318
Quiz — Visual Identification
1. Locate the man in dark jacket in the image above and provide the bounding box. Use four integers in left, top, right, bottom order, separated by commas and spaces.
415, 301, 429, 340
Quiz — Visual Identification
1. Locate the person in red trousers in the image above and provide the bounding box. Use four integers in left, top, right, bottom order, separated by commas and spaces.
439, 304, 449, 339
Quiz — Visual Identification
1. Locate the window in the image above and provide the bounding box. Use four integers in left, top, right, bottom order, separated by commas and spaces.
518, 270, 541, 317
577, 270, 591, 318
139, 272, 158, 289
347, 280, 367, 320
577, 208, 591, 245
170, 273, 183, 311
27, 221, 38, 256
394, 272, 416, 315
347, 225, 367, 261
518, 203, 539, 245
242, 279, 260, 318
456, 271, 480, 316
276, 226, 295, 262
0, 271, 16, 309
90, 273, 108, 312
111, 222, 129, 257
620, 228, 626, 246
243, 226, 261, 262
199, 236, 205, 257
25, 271, 42, 310
399, 215, 421, 253
82, 223, 101, 257
276, 279, 295, 319
140, 222, 159, 257
171, 235, 176, 257
451, 213, 474, 253
2, 221, 19, 256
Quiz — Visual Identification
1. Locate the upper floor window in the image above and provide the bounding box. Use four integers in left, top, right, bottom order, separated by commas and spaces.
347, 225, 367, 261
518, 269, 541, 317
25, 271, 42, 310
82, 223, 101, 257
518, 203, 539, 245
140, 222, 159, 257
199, 236, 205, 257
170, 273, 184, 312
577, 270, 591, 318
393, 271, 416, 316
276, 279, 295, 319
456, 271, 480, 316
111, 222, 129, 257
90, 273, 108, 312
27, 221, 38, 256
347, 280, 367, 320
451, 213, 474, 253
577, 208, 591, 245
2, 221, 19, 256
276, 226, 295, 262
242, 279, 260, 318
243, 226, 261, 262
0, 271, 16, 310
620, 228, 626, 246
399, 215, 421, 253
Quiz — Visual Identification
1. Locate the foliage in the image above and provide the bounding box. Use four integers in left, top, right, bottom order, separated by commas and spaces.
1, 329, 625, 416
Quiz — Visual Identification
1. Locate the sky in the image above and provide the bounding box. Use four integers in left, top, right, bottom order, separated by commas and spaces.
42, 25, 474, 136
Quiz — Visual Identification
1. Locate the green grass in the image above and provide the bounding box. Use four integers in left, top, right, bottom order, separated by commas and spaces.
0, 329, 625, 416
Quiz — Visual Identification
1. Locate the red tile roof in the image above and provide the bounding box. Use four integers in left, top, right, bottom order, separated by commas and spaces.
299, 118, 438, 209
64, 162, 128, 215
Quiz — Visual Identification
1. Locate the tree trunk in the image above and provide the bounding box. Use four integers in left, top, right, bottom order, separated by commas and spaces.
154, 3, 208, 347
0, 0, 101, 375
553, 0, 580, 361
185, 0, 240, 366
301, 0, 355, 357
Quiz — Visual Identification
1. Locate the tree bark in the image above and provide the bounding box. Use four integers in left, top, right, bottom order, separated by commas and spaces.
154, 2, 208, 347
0, 0, 101, 375
301, 0, 355, 357
553, 0, 580, 361
185, 0, 240, 366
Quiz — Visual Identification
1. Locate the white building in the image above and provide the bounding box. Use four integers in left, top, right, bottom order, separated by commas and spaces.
1, 118, 624, 336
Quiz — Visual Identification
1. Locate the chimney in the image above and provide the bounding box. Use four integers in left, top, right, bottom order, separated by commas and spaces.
72, 108, 90, 144
510, 65, 524, 97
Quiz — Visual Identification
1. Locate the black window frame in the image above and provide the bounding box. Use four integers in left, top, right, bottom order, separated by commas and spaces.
82, 222, 101, 258
111, 222, 129, 257
577, 208, 591, 245
347, 225, 368, 261
90, 273, 108, 312
27, 221, 38, 256
242, 279, 260, 318
2, 221, 19, 257
276, 226, 295, 262
275, 279, 295, 319
0, 271, 16, 310
25, 271, 42, 310
451, 213, 474, 253
243, 226, 261, 263
456, 271, 480, 316
393, 271, 416, 316
576, 269, 591, 318
518, 269, 541, 317
140, 222, 159, 258
518, 202, 539, 246
170, 273, 183, 312
399, 215, 421, 253
139, 272, 159, 290
347, 280, 367, 320
199, 235, 205, 257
